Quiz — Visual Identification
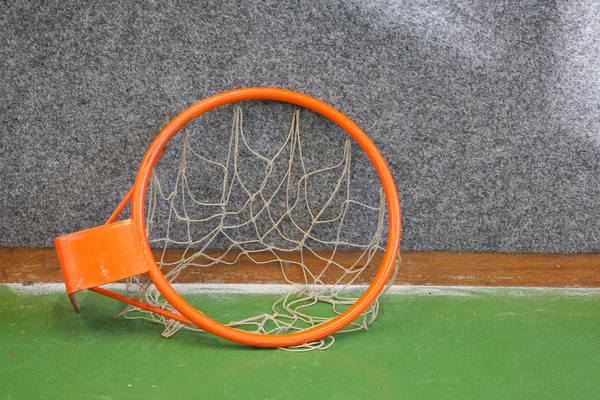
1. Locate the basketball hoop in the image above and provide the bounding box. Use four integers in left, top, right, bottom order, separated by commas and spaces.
55, 88, 402, 348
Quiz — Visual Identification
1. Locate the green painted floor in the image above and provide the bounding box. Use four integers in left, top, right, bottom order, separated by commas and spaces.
1, 285, 599, 399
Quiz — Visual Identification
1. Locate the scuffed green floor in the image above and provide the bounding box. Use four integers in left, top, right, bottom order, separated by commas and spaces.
1, 284, 599, 399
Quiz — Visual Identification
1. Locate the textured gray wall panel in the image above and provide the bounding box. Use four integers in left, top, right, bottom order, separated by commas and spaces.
1, 0, 598, 251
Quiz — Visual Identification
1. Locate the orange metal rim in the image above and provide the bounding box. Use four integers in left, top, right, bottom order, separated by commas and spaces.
130, 88, 402, 347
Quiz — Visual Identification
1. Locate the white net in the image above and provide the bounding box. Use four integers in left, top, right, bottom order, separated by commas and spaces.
120, 104, 396, 350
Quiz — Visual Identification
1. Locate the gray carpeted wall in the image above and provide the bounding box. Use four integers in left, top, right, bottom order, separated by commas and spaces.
1, 0, 599, 252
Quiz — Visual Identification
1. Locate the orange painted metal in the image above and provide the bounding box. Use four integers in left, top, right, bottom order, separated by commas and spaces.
89, 287, 192, 325
54, 219, 150, 311
55, 88, 402, 348
105, 186, 134, 224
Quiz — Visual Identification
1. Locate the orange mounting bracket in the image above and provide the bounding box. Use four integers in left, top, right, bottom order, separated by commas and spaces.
54, 219, 149, 312
54, 217, 192, 324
